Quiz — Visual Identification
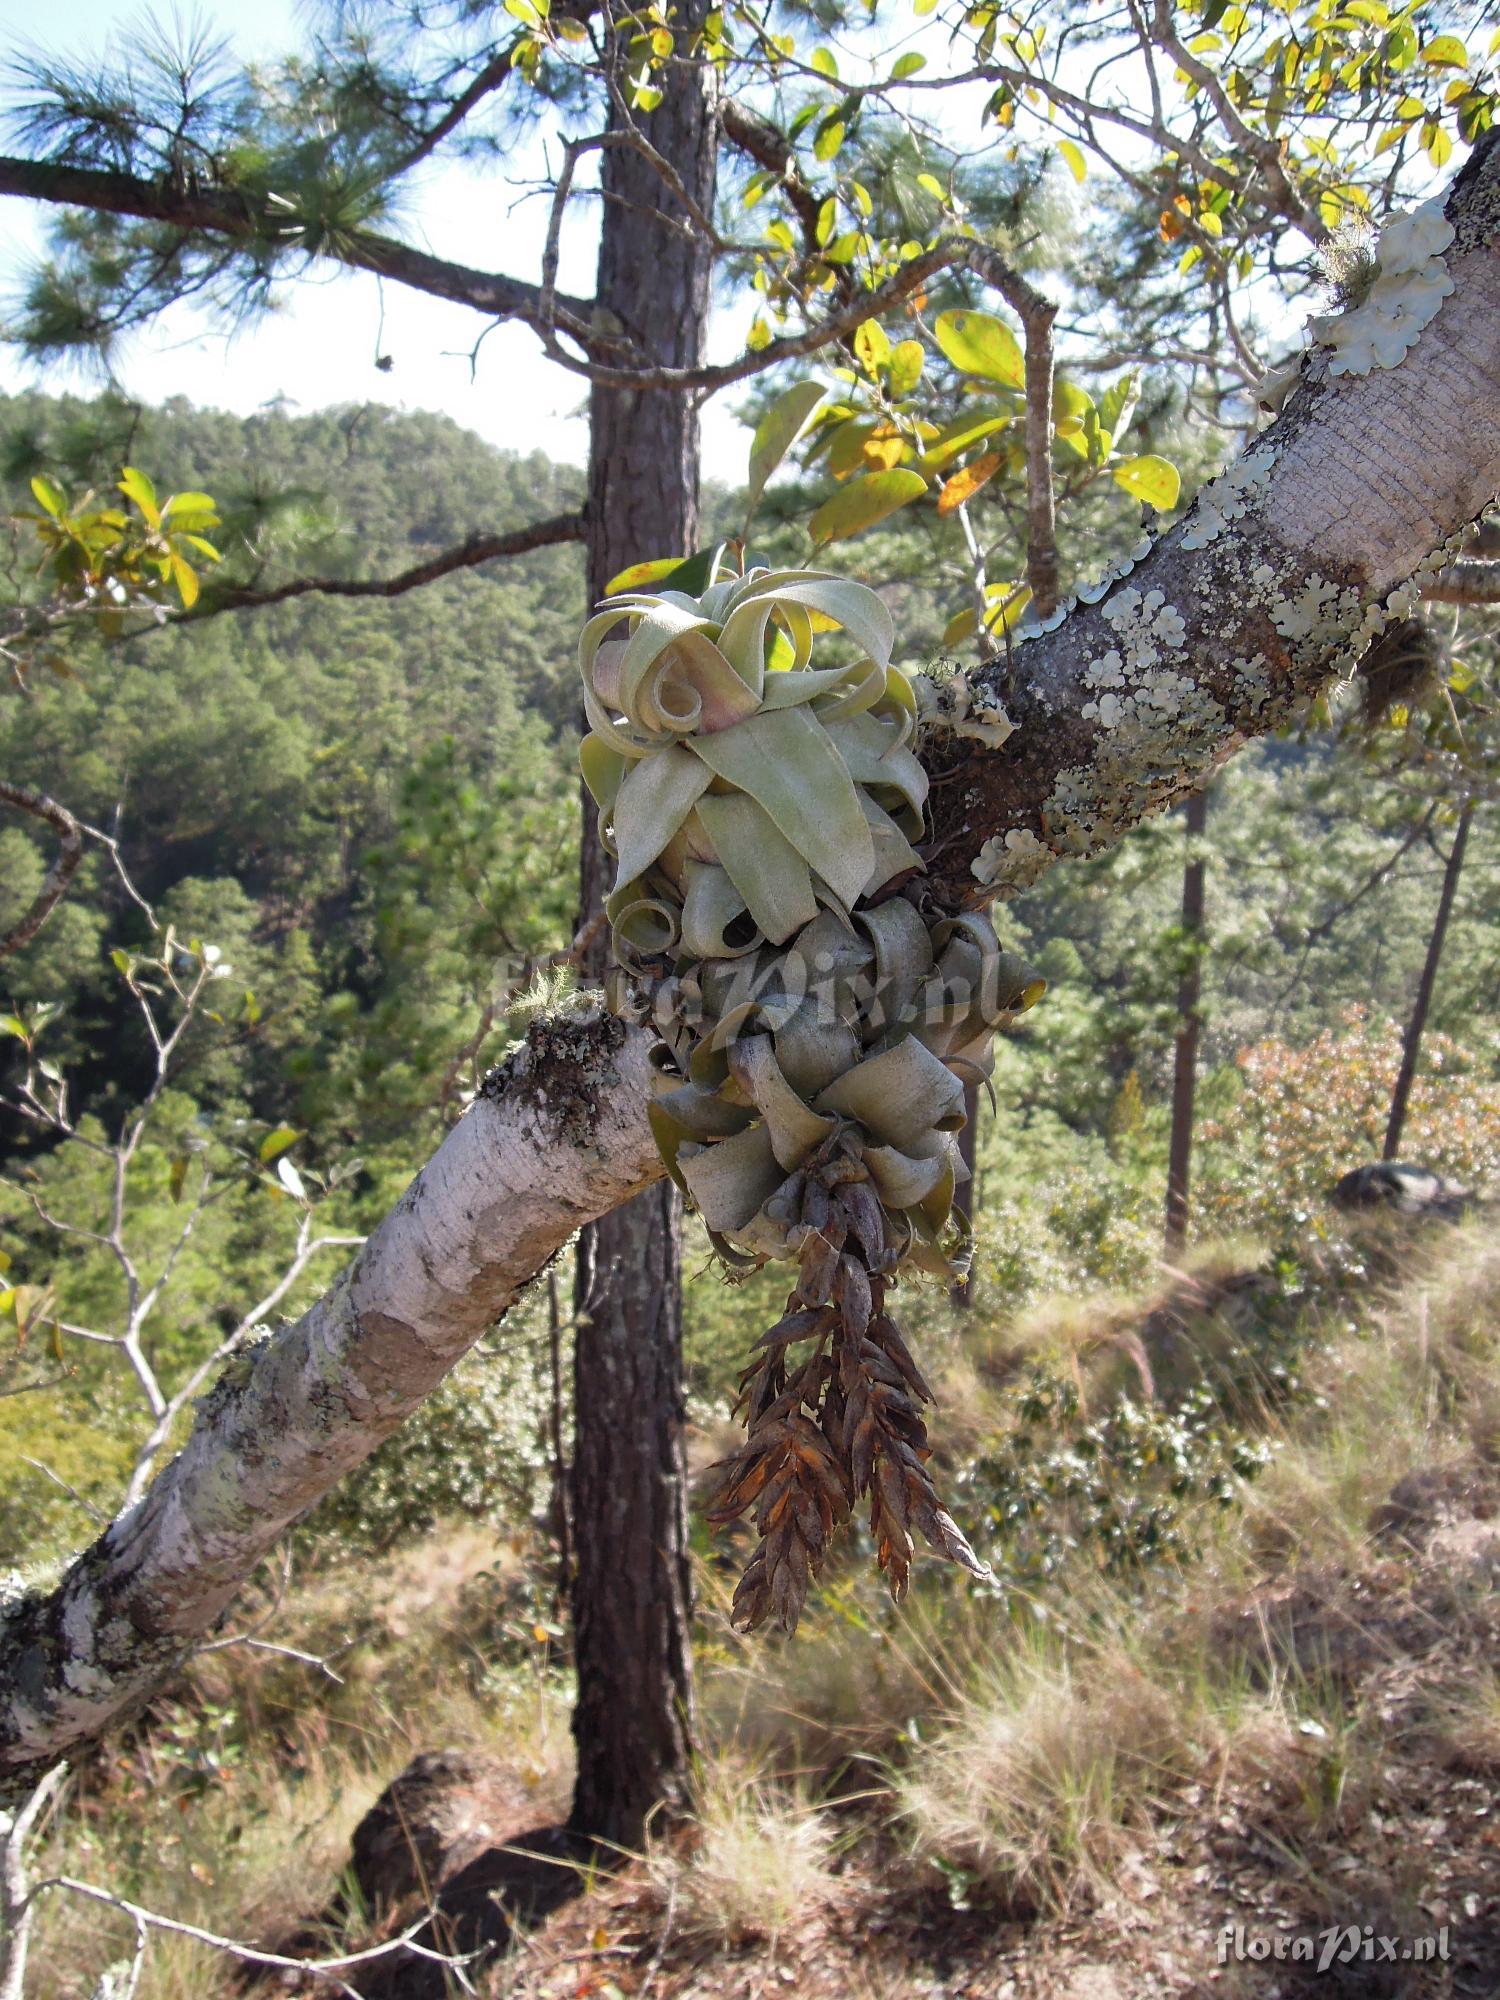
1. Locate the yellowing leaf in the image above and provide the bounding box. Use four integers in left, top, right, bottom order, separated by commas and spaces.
810, 469, 927, 545
118, 466, 160, 528
1111, 454, 1180, 511
854, 319, 891, 374
943, 606, 978, 645
1420, 35, 1468, 67
745, 381, 826, 518
862, 428, 909, 472
1057, 139, 1087, 183
934, 310, 1025, 389
937, 451, 1004, 515
258, 1125, 303, 1164
604, 556, 687, 595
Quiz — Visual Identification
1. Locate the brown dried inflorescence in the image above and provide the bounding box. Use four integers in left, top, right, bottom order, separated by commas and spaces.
708, 1140, 988, 1633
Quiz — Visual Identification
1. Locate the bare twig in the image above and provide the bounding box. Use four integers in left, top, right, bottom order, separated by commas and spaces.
0, 782, 83, 958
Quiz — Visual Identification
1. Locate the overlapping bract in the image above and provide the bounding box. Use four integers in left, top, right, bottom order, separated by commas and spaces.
580, 562, 1044, 1627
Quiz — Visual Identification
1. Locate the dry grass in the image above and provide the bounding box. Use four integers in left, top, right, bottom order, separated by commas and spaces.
645, 1766, 845, 1947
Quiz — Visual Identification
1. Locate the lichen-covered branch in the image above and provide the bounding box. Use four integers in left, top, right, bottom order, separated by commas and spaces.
930, 132, 1500, 910
0, 1012, 661, 1802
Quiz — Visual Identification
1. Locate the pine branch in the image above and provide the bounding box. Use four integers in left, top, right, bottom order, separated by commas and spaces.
0, 153, 597, 337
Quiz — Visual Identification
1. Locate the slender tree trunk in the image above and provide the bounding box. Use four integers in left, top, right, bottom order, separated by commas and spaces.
568, 34, 716, 1851
1164, 789, 1209, 1257
1384, 801, 1474, 1162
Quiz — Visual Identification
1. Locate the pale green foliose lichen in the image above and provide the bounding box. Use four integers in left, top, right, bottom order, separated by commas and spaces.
1309, 197, 1455, 377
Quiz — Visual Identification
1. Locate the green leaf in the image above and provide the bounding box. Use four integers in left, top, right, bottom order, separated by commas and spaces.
0, 1015, 27, 1042
943, 606, 979, 645
110, 948, 132, 976
660, 545, 731, 596
934, 310, 1025, 389
1112, 454, 1181, 511
118, 466, 160, 528
1057, 139, 1087, 183
813, 118, 846, 162
916, 172, 946, 200
890, 51, 926, 79
258, 1125, 303, 1164
29, 475, 66, 519
810, 45, 839, 77
887, 339, 924, 398
746, 381, 826, 519
1098, 370, 1141, 453
169, 1155, 189, 1205
919, 408, 1010, 473
809, 469, 927, 546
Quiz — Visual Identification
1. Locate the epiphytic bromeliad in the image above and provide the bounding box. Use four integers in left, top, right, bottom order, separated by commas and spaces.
580, 552, 1043, 1631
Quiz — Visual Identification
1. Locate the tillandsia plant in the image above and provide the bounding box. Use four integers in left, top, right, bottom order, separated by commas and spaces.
580, 549, 1044, 1631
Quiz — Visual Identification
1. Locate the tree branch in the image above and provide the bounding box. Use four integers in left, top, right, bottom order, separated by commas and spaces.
186, 511, 586, 618
0, 154, 597, 340
0, 782, 83, 959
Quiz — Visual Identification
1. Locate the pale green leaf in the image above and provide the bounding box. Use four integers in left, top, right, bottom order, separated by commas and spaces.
934, 310, 1025, 389
746, 381, 826, 519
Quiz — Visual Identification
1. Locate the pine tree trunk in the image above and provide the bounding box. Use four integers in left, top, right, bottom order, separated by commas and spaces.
1383, 800, 1474, 1162
1164, 789, 1209, 1257
568, 35, 717, 1851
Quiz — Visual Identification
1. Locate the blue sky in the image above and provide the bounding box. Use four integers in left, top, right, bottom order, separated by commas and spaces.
0, 0, 752, 477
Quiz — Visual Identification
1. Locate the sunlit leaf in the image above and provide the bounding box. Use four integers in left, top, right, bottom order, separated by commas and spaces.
890, 51, 926, 79
1111, 454, 1181, 511
29, 475, 65, 518
276, 1156, 307, 1201
259, 1125, 303, 1163
118, 466, 161, 528
853, 320, 891, 374
809, 469, 927, 545
604, 556, 686, 595
1420, 35, 1468, 67
933, 310, 1025, 389
887, 339, 924, 398
1057, 140, 1087, 183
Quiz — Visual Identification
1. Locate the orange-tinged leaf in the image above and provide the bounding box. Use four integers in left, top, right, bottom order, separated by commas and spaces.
862, 427, 909, 472
937, 451, 1003, 515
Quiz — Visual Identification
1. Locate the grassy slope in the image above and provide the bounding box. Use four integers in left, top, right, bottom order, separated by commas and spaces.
24, 1223, 1500, 1998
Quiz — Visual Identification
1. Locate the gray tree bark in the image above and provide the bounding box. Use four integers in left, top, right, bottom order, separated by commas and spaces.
2, 132, 1498, 1808
568, 19, 717, 1849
